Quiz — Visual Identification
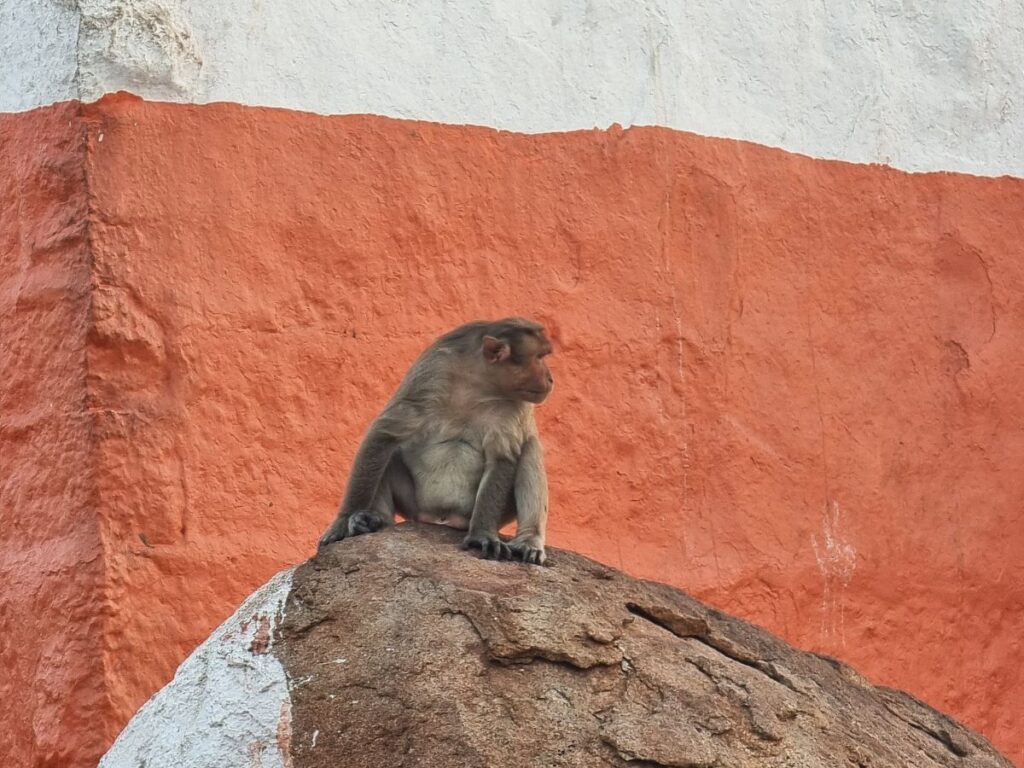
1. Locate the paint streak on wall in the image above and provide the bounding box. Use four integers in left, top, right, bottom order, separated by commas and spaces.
812, 501, 857, 645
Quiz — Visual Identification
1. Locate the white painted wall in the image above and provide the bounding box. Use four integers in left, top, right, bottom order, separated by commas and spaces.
0, 0, 79, 111
98, 568, 295, 768
2, 0, 1022, 176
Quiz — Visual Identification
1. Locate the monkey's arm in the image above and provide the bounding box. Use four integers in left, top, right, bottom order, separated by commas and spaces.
508, 437, 548, 565
318, 418, 401, 549
461, 457, 517, 560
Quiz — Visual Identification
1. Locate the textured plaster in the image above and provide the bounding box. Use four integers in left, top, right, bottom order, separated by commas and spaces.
97, 568, 295, 768
0, 101, 114, 768
2, 0, 1023, 175
76, 0, 203, 100
67, 96, 1024, 763
0, 0, 79, 111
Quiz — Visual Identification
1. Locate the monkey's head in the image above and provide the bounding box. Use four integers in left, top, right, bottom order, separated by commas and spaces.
479, 319, 554, 405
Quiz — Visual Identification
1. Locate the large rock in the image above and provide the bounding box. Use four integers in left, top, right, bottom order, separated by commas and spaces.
100, 524, 1012, 767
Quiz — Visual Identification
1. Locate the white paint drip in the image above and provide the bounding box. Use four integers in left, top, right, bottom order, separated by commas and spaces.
811, 501, 857, 646
98, 568, 296, 768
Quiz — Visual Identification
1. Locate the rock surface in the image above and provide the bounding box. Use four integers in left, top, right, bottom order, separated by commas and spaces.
103, 523, 1013, 767
283, 525, 1012, 768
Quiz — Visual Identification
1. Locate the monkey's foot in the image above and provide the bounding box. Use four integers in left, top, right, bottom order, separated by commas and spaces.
318, 511, 387, 549
508, 536, 547, 566
345, 510, 388, 536
460, 533, 512, 560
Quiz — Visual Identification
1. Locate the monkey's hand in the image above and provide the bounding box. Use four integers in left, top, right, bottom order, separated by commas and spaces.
460, 532, 513, 560
318, 510, 388, 549
507, 534, 546, 566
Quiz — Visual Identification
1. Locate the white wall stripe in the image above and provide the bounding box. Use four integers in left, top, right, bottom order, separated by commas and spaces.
0, 0, 78, 112
3, 1, 1022, 176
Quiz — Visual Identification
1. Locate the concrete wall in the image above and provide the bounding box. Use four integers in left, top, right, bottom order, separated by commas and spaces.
0, 103, 115, 767
1, 2, 1022, 767
3, 0, 1023, 175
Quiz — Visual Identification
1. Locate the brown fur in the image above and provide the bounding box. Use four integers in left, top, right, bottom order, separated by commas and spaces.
318, 318, 553, 564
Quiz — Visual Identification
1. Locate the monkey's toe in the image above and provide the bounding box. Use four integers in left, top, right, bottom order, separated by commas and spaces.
317, 523, 348, 550
514, 547, 546, 565
525, 549, 545, 565
483, 540, 513, 560
507, 538, 546, 566
461, 534, 512, 560
346, 511, 386, 537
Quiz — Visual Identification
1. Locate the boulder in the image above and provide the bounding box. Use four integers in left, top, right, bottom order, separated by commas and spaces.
100, 524, 1012, 767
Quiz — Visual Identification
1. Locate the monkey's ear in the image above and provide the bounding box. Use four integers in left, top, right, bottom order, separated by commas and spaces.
482, 335, 511, 364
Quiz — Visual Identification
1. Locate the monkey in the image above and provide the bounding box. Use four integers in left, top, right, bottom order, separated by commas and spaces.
318, 317, 554, 564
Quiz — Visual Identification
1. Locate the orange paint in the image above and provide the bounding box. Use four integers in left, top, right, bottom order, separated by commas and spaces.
2, 94, 1023, 765
0, 103, 114, 768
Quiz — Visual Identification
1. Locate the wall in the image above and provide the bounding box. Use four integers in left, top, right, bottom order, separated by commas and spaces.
5, 1, 1024, 176
1, 2, 1022, 766
0, 103, 114, 767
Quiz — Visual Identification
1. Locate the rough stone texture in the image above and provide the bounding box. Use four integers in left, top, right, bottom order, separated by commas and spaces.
3, 0, 1024, 175
100, 524, 1015, 767
3, 94, 1024, 767
0, 103, 114, 767
97, 569, 294, 768
76, 0, 203, 101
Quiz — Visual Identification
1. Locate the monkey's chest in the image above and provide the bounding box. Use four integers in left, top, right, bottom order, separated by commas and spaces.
403, 438, 485, 520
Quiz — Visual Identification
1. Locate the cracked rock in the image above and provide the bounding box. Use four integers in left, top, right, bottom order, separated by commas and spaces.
101, 524, 1012, 768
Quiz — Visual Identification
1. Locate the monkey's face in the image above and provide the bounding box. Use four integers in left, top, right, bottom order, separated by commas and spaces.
482, 331, 554, 404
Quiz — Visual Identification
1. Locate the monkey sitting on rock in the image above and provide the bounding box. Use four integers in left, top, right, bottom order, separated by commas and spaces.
318, 318, 554, 565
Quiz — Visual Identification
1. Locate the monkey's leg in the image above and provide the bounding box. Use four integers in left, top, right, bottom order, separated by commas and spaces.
318, 430, 401, 549
460, 458, 516, 560
507, 437, 548, 565
379, 451, 417, 523
319, 454, 413, 547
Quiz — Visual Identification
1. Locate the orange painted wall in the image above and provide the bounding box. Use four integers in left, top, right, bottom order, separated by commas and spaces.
0, 104, 114, 768
3, 94, 1023, 766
